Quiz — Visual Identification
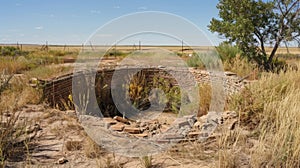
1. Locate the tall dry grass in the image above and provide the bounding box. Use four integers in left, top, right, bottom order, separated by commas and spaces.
0, 57, 30, 74
0, 55, 50, 166
198, 83, 212, 116
248, 67, 300, 166
223, 55, 258, 78
25, 65, 72, 80
0, 74, 38, 166
223, 62, 300, 166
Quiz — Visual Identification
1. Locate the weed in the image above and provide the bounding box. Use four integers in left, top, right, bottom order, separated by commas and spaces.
65, 140, 83, 151
0, 75, 32, 166
186, 53, 205, 68
198, 83, 212, 116
140, 155, 153, 168
84, 137, 102, 159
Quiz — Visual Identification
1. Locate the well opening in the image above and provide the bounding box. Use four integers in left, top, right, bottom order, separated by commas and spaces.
43, 67, 181, 117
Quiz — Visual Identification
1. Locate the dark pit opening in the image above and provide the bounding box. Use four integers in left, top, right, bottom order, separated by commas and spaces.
43, 68, 181, 118
95, 68, 181, 117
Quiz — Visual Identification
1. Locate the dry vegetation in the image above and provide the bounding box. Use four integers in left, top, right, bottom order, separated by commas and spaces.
228, 64, 300, 167
0, 44, 300, 167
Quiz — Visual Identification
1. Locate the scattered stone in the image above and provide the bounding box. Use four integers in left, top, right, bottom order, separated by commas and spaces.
160, 125, 168, 132
174, 115, 196, 128
223, 111, 238, 120
199, 115, 207, 122
148, 124, 159, 131
193, 121, 202, 129
188, 131, 201, 138
139, 126, 148, 132
103, 117, 117, 125
129, 121, 139, 128
57, 157, 68, 164
123, 127, 140, 134
110, 124, 125, 131
134, 133, 148, 138
224, 71, 237, 76
139, 122, 147, 127
148, 119, 159, 124
113, 116, 130, 124
163, 133, 185, 140
136, 119, 141, 125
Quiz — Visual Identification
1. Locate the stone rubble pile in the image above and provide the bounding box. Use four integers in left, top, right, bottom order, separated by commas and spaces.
79, 110, 239, 143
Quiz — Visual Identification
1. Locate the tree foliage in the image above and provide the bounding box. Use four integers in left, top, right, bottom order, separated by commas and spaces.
209, 0, 300, 71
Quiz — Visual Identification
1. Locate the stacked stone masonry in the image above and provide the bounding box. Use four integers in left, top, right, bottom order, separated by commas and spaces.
42, 66, 246, 111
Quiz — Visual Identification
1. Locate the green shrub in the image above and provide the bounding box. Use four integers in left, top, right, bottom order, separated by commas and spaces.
0, 46, 28, 57
105, 50, 128, 57
216, 42, 241, 62
186, 53, 205, 68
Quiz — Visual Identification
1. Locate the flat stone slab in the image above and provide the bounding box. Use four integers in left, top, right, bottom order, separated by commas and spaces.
123, 127, 141, 134
113, 116, 130, 124
134, 133, 148, 138
103, 117, 117, 125
110, 123, 125, 131
188, 131, 201, 138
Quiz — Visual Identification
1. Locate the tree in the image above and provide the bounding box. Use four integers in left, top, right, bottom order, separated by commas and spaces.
209, 0, 300, 71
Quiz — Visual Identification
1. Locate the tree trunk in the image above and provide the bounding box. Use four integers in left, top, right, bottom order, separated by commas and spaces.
266, 41, 280, 71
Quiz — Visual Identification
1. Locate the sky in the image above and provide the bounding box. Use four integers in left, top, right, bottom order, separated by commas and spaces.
0, 0, 222, 46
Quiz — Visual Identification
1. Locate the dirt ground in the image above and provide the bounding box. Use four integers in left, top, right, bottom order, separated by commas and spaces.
3, 102, 256, 168
5, 104, 221, 168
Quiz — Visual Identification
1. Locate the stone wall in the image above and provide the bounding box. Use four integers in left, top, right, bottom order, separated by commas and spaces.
42, 67, 244, 114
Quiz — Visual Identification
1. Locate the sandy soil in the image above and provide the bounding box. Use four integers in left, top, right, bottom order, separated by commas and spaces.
6, 104, 220, 168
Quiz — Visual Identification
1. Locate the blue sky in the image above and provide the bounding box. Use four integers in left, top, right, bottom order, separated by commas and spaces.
0, 0, 222, 45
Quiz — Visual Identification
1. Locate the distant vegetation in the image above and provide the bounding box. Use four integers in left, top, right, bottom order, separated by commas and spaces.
209, 0, 300, 71
0, 46, 78, 74
0, 46, 29, 57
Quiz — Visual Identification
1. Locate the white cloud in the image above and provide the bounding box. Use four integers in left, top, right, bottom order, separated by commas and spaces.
90, 10, 101, 14
35, 26, 43, 30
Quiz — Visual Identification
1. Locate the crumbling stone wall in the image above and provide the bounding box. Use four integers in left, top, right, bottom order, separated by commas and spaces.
42, 67, 244, 114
